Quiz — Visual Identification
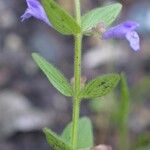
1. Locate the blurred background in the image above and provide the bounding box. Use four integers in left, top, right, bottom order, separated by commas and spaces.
0, 0, 150, 150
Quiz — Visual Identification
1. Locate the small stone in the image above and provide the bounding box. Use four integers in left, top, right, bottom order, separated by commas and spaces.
92, 145, 112, 150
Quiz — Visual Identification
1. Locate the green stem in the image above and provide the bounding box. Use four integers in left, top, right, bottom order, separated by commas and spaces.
72, 34, 82, 149
71, 0, 82, 149
74, 0, 81, 24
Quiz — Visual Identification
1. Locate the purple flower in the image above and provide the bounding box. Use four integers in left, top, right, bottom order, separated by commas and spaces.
102, 21, 140, 51
21, 0, 51, 26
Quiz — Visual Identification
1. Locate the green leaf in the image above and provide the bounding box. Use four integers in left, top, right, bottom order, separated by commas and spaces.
42, 0, 81, 35
32, 53, 73, 97
61, 117, 94, 149
117, 73, 130, 150
43, 128, 72, 150
81, 3, 122, 32
79, 74, 120, 99
118, 73, 130, 128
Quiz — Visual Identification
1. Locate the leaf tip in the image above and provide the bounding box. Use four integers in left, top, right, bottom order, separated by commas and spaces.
115, 74, 121, 83
43, 127, 49, 133
115, 3, 122, 12
81, 117, 91, 123
31, 52, 39, 59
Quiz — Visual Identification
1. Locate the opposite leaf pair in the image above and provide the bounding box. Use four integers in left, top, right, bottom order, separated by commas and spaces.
21, 0, 140, 51
32, 53, 120, 99
44, 117, 93, 150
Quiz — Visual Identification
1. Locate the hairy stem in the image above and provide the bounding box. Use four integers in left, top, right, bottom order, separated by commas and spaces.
71, 0, 82, 149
